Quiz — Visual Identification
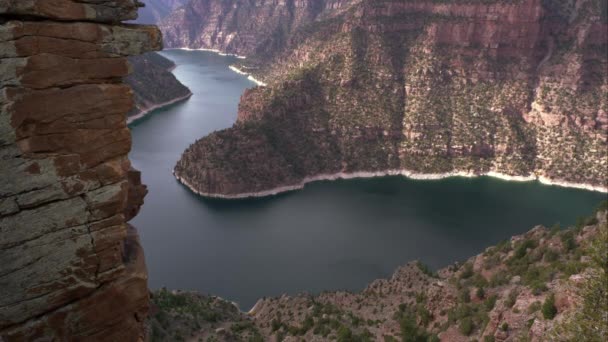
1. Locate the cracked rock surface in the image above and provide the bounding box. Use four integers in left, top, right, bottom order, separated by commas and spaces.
0, 0, 160, 340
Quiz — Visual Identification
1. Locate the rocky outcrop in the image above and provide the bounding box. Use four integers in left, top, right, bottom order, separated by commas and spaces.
172, 0, 608, 197
0, 1, 161, 340
125, 52, 192, 123
149, 208, 608, 341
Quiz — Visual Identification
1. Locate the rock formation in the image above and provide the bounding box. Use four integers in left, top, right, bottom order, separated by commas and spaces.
148, 208, 608, 341
125, 52, 192, 123
0, 0, 161, 340
170, 0, 608, 197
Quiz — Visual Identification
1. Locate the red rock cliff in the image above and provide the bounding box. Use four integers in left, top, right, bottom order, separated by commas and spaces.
0, 0, 161, 340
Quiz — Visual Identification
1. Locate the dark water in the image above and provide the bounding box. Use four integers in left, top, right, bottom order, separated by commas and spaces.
129, 50, 606, 310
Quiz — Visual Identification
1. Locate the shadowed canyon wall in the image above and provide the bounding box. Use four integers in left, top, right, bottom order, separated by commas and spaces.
0, 0, 161, 340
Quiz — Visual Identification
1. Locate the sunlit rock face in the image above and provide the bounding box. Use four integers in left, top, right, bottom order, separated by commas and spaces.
0, 1, 161, 340
169, 0, 607, 197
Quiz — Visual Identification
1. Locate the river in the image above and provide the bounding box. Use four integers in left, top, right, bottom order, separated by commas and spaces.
129, 49, 605, 310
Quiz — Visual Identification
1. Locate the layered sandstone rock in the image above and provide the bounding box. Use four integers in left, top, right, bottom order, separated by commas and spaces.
0, 1, 161, 340
173, 0, 608, 197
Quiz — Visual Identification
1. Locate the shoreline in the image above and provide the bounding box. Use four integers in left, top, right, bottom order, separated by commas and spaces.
166, 47, 267, 86
174, 169, 608, 199
127, 92, 193, 125
165, 47, 247, 59
229, 65, 267, 87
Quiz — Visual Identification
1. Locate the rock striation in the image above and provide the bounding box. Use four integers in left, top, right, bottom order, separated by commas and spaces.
0, 1, 161, 340
171, 0, 608, 197
125, 51, 192, 123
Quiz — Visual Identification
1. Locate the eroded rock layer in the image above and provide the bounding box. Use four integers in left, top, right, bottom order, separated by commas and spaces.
0, 1, 161, 340
172, 0, 608, 197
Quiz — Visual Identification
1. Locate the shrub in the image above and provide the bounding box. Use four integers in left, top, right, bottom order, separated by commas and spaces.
489, 272, 509, 287
526, 299, 540, 313
460, 288, 471, 303
484, 295, 498, 311
476, 287, 486, 299
416, 261, 438, 278
514, 239, 537, 259
543, 249, 559, 262
501, 322, 509, 331
416, 305, 432, 327
460, 263, 474, 279
337, 326, 352, 342
302, 316, 314, 332
271, 319, 281, 332
398, 308, 429, 342
459, 317, 474, 336
484, 336, 495, 342
560, 231, 577, 251
542, 293, 557, 320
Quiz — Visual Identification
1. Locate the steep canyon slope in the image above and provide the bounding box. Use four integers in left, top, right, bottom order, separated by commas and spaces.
0, 0, 161, 340
168, 0, 608, 197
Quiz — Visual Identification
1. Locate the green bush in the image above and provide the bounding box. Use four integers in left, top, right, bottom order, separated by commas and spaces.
484, 295, 498, 311
527, 301, 541, 314
337, 326, 353, 342
459, 317, 474, 336
484, 336, 495, 342
416, 261, 438, 278
560, 231, 577, 251
543, 249, 559, 262
460, 263, 474, 279
459, 288, 471, 303
271, 319, 281, 332
476, 287, 485, 299
514, 239, 537, 259
542, 293, 557, 320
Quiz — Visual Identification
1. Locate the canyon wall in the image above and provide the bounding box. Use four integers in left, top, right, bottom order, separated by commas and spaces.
160, 0, 358, 57
0, 0, 161, 340
172, 0, 608, 197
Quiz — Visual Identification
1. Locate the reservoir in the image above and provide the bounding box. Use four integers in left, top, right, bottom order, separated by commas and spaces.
129, 50, 605, 310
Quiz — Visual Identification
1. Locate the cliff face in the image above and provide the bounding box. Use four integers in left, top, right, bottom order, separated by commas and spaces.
160, 0, 357, 56
125, 52, 192, 122
0, 1, 161, 340
172, 0, 608, 197
149, 209, 608, 341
